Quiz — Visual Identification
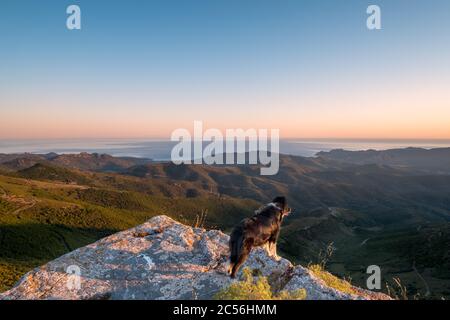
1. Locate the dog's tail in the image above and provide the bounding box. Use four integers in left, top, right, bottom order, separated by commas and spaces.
229, 227, 244, 270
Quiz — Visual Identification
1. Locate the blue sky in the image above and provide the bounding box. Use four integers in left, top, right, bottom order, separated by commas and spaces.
1, 0, 449, 139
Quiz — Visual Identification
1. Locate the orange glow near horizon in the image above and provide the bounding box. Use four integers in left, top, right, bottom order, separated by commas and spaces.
1, 109, 449, 140
0, 104, 450, 139
1, 74, 449, 140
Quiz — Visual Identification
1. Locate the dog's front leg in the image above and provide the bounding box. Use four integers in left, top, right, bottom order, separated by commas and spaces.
270, 242, 281, 261
265, 242, 274, 258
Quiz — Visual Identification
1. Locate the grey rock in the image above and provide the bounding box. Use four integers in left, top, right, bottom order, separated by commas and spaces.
0, 215, 390, 300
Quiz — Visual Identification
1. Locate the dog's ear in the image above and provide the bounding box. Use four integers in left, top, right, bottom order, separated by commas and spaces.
272, 196, 286, 210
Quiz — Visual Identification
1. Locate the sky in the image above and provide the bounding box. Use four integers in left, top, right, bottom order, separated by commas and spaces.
0, 0, 449, 140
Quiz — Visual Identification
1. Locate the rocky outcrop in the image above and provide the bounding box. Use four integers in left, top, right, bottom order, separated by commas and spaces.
0, 216, 390, 300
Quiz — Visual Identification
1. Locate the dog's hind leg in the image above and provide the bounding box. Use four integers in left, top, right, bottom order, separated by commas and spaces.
228, 231, 243, 275
230, 240, 252, 278
228, 240, 235, 275
227, 263, 234, 275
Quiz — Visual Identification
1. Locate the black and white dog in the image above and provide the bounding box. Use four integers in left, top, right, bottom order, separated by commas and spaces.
228, 196, 291, 278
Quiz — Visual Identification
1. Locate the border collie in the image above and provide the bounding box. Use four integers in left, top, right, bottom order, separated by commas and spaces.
228, 196, 291, 278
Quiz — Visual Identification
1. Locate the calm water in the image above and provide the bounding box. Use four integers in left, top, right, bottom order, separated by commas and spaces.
1, 139, 450, 160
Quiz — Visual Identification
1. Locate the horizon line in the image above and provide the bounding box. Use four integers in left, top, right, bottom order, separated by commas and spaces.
2, 137, 450, 142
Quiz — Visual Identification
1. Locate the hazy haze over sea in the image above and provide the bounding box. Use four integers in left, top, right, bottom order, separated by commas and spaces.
1, 139, 450, 161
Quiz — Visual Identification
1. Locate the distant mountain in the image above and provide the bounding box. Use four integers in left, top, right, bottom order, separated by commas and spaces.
51, 152, 152, 172
0, 152, 152, 173
0, 154, 51, 171
317, 148, 450, 174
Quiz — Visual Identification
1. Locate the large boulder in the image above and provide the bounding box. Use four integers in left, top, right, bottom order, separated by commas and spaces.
0, 215, 390, 300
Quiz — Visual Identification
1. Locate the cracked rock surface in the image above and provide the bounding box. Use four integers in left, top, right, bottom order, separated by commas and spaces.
0, 215, 390, 300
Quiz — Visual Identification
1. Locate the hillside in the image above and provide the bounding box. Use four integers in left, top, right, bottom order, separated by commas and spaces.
317, 148, 450, 174
0, 216, 390, 300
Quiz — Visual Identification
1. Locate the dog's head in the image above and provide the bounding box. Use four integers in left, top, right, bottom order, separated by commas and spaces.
272, 196, 292, 217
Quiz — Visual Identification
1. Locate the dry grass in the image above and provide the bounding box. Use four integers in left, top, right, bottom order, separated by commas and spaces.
214, 268, 307, 300
308, 264, 357, 295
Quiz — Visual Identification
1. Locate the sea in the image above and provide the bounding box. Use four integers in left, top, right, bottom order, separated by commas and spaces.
1, 139, 450, 161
